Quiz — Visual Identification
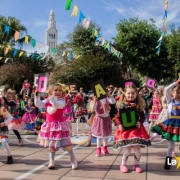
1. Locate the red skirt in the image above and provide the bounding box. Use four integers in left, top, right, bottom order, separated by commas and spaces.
113, 125, 151, 150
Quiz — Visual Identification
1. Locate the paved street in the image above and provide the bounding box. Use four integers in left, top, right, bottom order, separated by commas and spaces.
0, 122, 179, 180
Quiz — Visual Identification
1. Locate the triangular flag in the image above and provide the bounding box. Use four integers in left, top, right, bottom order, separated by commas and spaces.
158, 35, 163, 42
69, 53, 74, 60
46, 46, 49, 54
101, 37, 105, 46
79, 11, 86, 24
75, 55, 81, 59
25, 36, 29, 44
84, 19, 90, 29
73, 55, 77, 59
55, 49, 61, 55
38, 42, 43, 49
104, 42, 110, 49
162, 10, 167, 20
71, 5, 78, 16
94, 30, 98, 37
51, 47, 56, 54
62, 51, 66, 56
163, 18, 167, 26
66, 52, 70, 57
111, 46, 116, 53
19, 51, 24, 57
65, 0, 72, 10
4, 25, 10, 34
95, 32, 101, 41
164, 3, 168, 10
14, 31, 20, 41
83, 18, 88, 27
108, 44, 112, 52
0, 57, 3, 60
13, 49, 18, 57
156, 47, 161, 55
31, 39, 36, 48
91, 27, 95, 37
31, 54, 35, 58
103, 41, 108, 48
36, 55, 41, 60
4, 47, 9, 55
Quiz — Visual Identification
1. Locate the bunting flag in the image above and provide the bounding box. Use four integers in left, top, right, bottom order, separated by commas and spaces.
91, 27, 95, 37
19, 51, 24, 57
25, 36, 29, 44
94, 29, 98, 37
14, 31, 20, 41
46, 46, 49, 54
79, 11, 85, 24
69, 53, 74, 59
31, 54, 35, 58
65, 0, 72, 10
0, 57, 3, 60
51, 47, 56, 54
36, 55, 41, 60
55, 49, 61, 55
66, 52, 70, 57
75, 55, 81, 59
62, 51, 66, 56
4, 25, 10, 34
71, 5, 78, 16
13, 49, 18, 57
4, 58, 9, 63
84, 19, 90, 29
156, 0, 169, 55
38, 42, 43, 49
31, 39, 36, 48
95, 32, 101, 41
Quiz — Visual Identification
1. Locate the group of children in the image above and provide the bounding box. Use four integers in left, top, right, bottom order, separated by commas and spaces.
0, 80, 180, 173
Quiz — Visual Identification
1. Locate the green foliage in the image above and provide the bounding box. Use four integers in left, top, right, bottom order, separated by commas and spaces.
114, 17, 175, 81
54, 24, 123, 91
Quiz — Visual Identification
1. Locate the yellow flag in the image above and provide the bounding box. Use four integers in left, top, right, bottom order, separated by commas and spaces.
163, 18, 167, 26
66, 52, 70, 57
71, 5, 78, 16
19, 51, 24, 57
14, 31, 20, 42
75, 55, 81, 59
94, 30, 98, 37
0, 57, 3, 60
105, 42, 110, 49
4, 47, 9, 54
25, 36, 29, 44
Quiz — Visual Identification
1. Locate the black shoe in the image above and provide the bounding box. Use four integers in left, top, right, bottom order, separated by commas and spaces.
7, 156, 13, 164
164, 156, 172, 169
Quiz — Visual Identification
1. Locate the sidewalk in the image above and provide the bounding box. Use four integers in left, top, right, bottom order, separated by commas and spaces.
0, 122, 179, 180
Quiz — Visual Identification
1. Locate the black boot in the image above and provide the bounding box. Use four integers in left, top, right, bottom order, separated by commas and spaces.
7, 156, 13, 164
164, 156, 172, 169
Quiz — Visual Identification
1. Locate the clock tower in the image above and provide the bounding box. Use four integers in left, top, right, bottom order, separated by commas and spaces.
46, 9, 58, 53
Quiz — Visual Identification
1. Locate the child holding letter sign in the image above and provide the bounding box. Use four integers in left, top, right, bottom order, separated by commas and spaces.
113, 84, 150, 173
34, 84, 78, 170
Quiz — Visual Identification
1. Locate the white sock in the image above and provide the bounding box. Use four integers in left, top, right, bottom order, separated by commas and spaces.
49, 152, 55, 161
97, 137, 102, 148
103, 137, 108, 147
167, 141, 175, 157
76, 118, 80, 130
2, 141, 11, 156
121, 146, 132, 165
68, 149, 75, 161
133, 145, 141, 165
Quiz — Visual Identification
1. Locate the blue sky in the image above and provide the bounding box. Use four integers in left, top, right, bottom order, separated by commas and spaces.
0, 0, 179, 53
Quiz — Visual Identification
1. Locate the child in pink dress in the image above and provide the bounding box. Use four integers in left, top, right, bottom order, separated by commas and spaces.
148, 90, 162, 133
34, 83, 78, 170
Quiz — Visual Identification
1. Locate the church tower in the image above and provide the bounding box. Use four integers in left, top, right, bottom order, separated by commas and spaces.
46, 9, 58, 53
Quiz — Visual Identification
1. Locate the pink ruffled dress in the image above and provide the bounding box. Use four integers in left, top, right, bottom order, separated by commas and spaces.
35, 95, 72, 152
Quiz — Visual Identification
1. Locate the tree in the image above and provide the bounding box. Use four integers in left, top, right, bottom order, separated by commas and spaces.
114, 17, 175, 82
53, 24, 123, 90
166, 24, 180, 79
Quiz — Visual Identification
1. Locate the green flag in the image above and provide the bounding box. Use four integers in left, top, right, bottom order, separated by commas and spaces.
31, 39, 36, 48
65, 0, 72, 10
